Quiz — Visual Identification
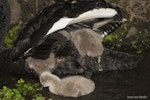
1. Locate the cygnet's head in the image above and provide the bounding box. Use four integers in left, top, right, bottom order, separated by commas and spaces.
39, 71, 60, 87
26, 53, 56, 75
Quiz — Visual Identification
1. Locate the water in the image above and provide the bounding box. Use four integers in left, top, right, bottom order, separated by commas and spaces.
0, 54, 149, 100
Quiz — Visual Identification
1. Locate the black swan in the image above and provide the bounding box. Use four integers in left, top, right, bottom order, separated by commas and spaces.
25, 0, 141, 78
40, 71, 95, 97
0, 0, 142, 78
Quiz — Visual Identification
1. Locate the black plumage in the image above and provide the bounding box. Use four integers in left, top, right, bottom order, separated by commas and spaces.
27, 29, 142, 78
0, 0, 142, 78
100, 48, 142, 71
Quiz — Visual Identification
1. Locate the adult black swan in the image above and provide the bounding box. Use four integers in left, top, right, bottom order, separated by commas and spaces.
0, 0, 142, 78
23, 0, 141, 77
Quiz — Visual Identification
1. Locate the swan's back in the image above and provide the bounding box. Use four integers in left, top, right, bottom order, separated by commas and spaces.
72, 28, 104, 57
53, 75, 95, 97
61, 75, 95, 96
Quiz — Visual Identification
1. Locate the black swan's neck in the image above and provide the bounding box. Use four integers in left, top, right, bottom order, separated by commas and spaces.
0, 0, 10, 45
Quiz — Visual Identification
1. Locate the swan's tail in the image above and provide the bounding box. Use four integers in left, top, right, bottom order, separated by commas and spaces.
101, 48, 143, 71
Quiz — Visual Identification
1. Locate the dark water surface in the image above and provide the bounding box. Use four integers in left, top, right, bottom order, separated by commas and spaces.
0, 54, 150, 100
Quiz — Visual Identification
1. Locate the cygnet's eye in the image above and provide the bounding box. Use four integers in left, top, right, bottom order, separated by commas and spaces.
77, 91, 81, 97
70, 0, 79, 9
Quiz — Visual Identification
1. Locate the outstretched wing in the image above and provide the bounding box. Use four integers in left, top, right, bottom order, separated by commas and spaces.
2, 0, 129, 77
12, 0, 125, 61
10, 3, 64, 61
